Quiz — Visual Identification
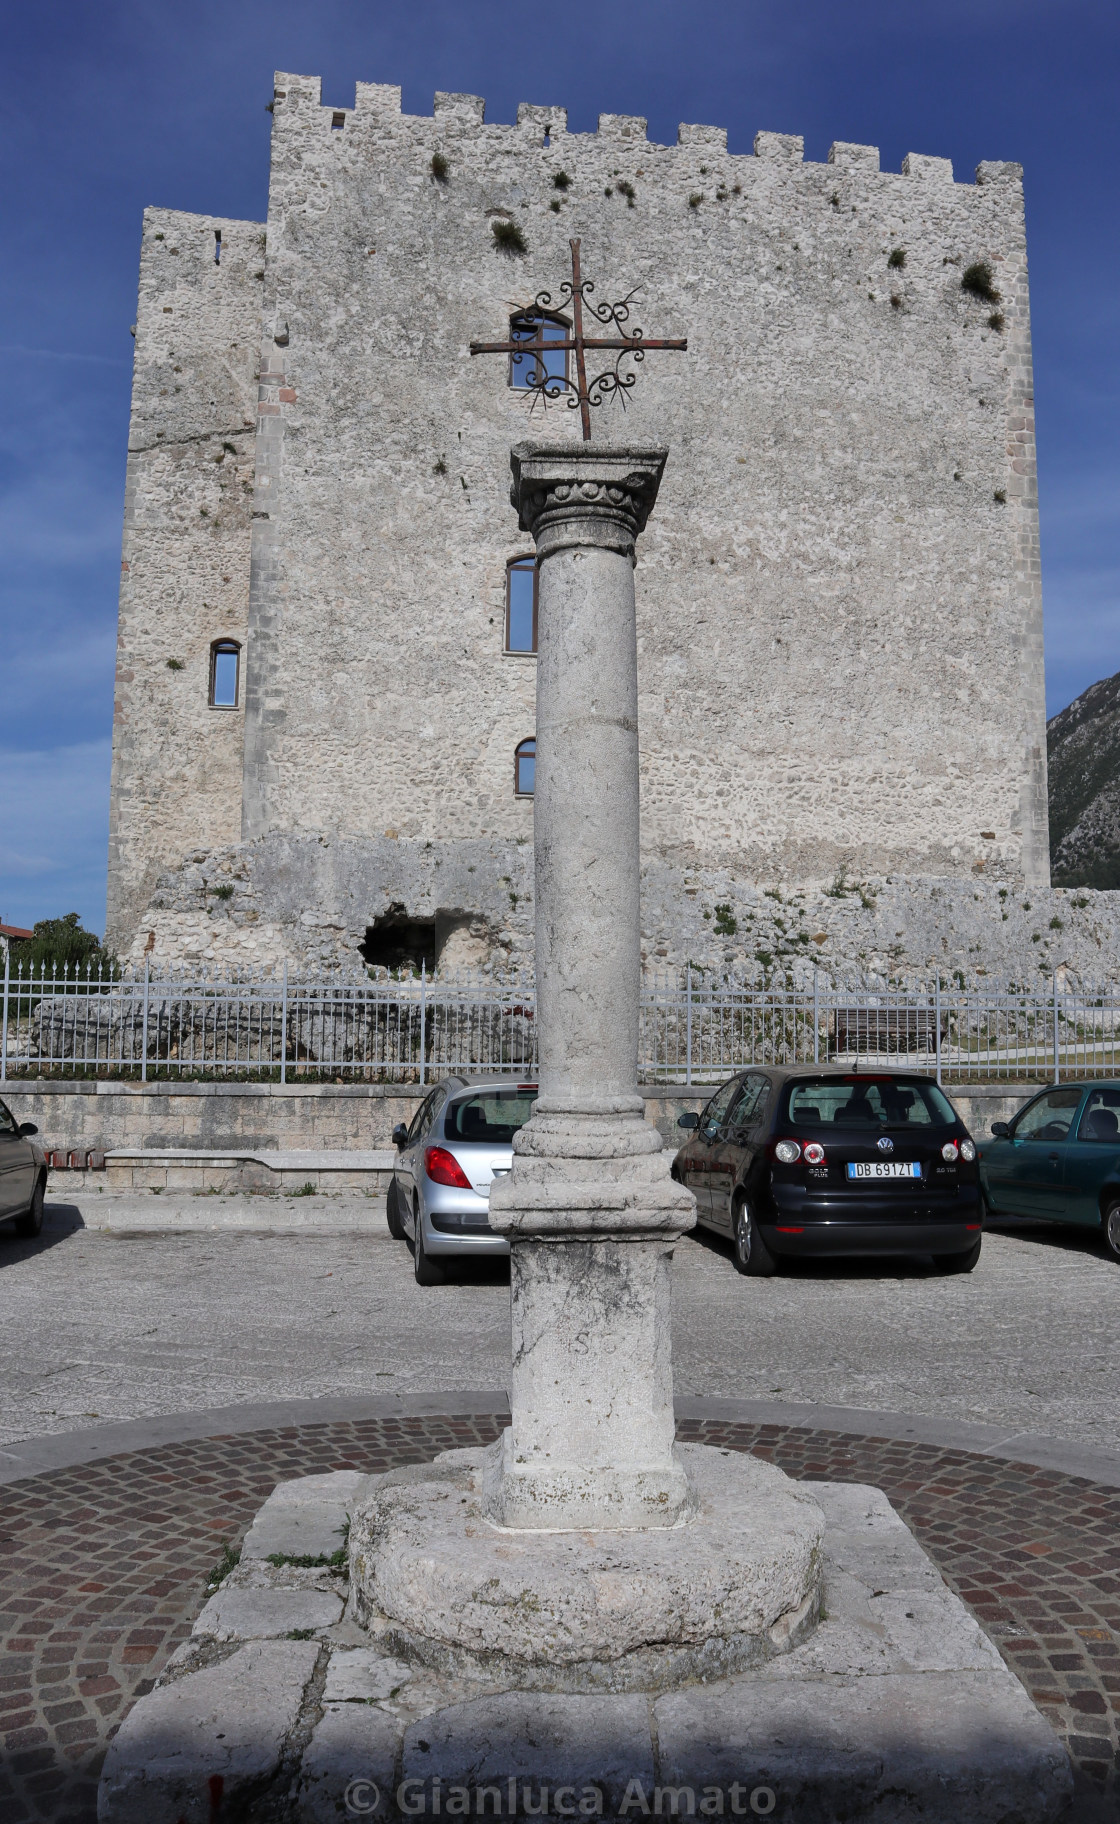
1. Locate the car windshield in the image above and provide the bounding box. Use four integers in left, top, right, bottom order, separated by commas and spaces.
782, 1076, 957, 1128
444, 1088, 538, 1145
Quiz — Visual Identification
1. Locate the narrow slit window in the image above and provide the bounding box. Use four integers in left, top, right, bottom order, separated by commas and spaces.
209, 640, 241, 709
331, 111, 346, 130
509, 311, 569, 393
214, 230, 222, 265
515, 738, 536, 797
506, 556, 537, 653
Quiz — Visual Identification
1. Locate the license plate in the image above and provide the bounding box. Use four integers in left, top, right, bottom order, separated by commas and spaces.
846, 1162, 922, 1180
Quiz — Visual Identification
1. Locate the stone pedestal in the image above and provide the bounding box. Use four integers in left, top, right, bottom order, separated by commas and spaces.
485, 444, 697, 1532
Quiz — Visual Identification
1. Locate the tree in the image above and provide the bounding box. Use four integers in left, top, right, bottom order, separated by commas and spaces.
19, 914, 115, 977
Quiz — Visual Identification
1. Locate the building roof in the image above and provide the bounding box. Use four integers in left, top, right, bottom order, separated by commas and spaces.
0, 924, 34, 941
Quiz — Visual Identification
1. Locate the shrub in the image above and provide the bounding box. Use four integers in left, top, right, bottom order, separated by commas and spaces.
888, 247, 906, 269
430, 151, 449, 183
616, 180, 636, 208
492, 218, 527, 256
988, 311, 1005, 332
166, 658, 184, 670
713, 903, 738, 937
961, 260, 1000, 302
552, 170, 571, 190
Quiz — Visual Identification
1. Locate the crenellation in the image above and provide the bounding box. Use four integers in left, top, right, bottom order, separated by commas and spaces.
828, 141, 880, 171
433, 91, 486, 124
516, 103, 568, 138
902, 151, 954, 182
754, 130, 804, 162
976, 159, 1024, 186
677, 124, 727, 149
597, 113, 648, 141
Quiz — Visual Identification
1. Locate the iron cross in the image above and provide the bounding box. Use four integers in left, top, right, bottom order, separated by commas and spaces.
470, 239, 687, 440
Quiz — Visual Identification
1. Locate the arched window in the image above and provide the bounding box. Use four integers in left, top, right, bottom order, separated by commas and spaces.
514, 738, 536, 797
509, 311, 569, 393
506, 556, 537, 653
209, 640, 241, 709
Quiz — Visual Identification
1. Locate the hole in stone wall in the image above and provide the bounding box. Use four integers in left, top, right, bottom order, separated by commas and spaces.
214, 230, 222, 265
331, 112, 346, 130
360, 913, 436, 973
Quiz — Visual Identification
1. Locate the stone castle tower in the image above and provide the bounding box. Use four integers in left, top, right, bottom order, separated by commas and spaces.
106, 72, 1048, 977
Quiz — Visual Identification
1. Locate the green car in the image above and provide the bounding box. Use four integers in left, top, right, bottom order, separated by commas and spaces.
980, 1082, 1120, 1261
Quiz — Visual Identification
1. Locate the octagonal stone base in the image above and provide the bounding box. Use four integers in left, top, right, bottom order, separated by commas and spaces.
348, 1442, 824, 1693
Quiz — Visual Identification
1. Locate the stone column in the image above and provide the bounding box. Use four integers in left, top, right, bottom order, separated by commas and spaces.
485, 444, 696, 1531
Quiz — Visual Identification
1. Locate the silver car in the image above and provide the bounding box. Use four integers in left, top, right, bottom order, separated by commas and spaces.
387, 1076, 538, 1284
0, 1096, 47, 1238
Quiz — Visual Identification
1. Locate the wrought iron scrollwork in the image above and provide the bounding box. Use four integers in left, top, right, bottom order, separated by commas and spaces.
471, 240, 686, 440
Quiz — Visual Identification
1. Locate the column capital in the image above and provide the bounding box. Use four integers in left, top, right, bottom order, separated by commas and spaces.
510, 442, 668, 560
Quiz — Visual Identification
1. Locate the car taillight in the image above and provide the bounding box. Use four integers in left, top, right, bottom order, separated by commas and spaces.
941, 1141, 960, 1162
803, 1142, 826, 1166
772, 1139, 801, 1164
424, 1145, 473, 1189
959, 1138, 977, 1162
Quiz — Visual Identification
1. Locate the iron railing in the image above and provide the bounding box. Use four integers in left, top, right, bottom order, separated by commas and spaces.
3, 954, 1120, 1087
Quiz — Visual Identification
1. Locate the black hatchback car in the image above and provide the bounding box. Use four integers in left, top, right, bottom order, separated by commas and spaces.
672, 1066, 982, 1276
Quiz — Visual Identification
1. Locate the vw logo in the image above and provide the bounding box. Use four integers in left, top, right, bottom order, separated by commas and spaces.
877, 1136, 894, 1153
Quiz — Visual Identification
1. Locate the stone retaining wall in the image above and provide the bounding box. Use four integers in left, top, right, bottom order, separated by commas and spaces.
1, 1077, 1041, 1161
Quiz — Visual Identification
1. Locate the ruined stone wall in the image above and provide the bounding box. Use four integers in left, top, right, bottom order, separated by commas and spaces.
106, 208, 264, 953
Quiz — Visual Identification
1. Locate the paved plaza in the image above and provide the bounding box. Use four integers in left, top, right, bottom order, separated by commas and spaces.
0, 1194, 1116, 1455
2, 1196, 1119, 1821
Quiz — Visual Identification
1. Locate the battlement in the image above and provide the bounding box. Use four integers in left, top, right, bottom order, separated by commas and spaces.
268, 70, 1022, 189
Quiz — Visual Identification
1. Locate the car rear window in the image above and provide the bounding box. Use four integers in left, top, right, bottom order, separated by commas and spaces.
444, 1088, 538, 1144
782, 1076, 957, 1129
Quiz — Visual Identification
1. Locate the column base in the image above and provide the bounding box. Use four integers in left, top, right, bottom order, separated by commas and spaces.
350, 1443, 824, 1694
480, 1424, 697, 1531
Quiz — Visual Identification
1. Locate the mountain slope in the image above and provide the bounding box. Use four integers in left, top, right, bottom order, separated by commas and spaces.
1048, 669, 1120, 888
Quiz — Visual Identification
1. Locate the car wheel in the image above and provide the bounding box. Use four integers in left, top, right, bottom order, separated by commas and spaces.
732, 1200, 777, 1277
932, 1238, 982, 1274
14, 1176, 45, 1240
412, 1208, 447, 1286
386, 1177, 407, 1240
1102, 1201, 1120, 1264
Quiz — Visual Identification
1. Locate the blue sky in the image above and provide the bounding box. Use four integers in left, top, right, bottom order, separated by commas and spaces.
1, 0, 1117, 939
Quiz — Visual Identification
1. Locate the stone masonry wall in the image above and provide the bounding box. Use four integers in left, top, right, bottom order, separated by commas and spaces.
106, 209, 265, 952
242, 80, 1046, 875
108, 72, 1050, 970
2, 1080, 1028, 1163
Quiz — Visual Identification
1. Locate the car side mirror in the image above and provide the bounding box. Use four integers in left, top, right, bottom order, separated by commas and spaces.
18, 1122, 38, 1138
391, 1123, 409, 1150
990, 1121, 1010, 1138
677, 1112, 700, 1130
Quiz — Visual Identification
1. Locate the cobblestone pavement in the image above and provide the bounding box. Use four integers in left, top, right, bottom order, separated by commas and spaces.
1, 1414, 1117, 1822
0, 1203, 1117, 1450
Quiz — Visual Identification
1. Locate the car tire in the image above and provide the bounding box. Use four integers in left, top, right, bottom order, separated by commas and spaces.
412, 1209, 447, 1286
932, 1238, 982, 1274
732, 1199, 777, 1277
14, 1176, 45, 1240
386, 1177, 407, 1240
1101, 1200, 1120, 1264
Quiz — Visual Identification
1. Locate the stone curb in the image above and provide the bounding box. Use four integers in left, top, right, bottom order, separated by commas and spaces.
3, 1391, 1119, 1491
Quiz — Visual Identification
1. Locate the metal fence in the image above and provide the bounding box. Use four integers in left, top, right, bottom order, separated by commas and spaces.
4, 954, 1120, 1087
